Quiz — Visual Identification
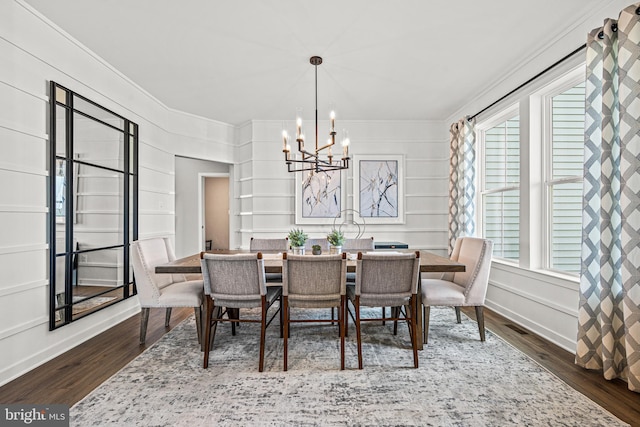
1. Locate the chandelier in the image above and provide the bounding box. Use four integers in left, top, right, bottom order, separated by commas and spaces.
282, 56, 350, 173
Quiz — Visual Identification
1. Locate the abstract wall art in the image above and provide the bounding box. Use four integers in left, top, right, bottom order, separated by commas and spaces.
353, 155, 405, 224
295, 169, 345, 224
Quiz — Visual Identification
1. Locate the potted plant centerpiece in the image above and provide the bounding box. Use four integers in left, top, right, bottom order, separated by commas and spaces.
311, 244, 322, 255
327, 228, 345, 254
288, 228, 308, 255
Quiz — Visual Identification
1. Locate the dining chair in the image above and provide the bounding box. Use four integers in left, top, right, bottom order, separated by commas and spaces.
200, 252, 282, 371
131, 237, 204, 345
421, 237, 493, 343
347, 251, 421, 369
249, 237, 289, 252
249, 237, 289, 283
281, 252, 347, 371
304, 238, 329, 252
342, 237, 375, 252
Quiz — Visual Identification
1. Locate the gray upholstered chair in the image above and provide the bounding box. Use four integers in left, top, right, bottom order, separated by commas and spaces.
281, 252, 347, 371
200, 252, 282, 371
421, 237, 493, 343
344, 237, 375, 282
343, 237, 375, 252
347, 251, 421, 369
304, 238, 329, 252
250, 238, 289, 284
249, 237, 289, 252
131, 237, 204, 345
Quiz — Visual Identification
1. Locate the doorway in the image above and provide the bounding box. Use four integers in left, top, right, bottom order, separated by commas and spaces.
202, 176, 230, 250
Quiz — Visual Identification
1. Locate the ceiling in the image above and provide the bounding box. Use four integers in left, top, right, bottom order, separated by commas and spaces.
24, 0, 605, 125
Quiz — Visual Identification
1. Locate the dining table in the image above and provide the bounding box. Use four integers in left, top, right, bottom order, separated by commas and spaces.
156, 249, 465, 350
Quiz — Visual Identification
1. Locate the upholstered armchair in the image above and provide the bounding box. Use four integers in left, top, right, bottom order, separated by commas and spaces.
421, 237, 493, 343
131, 237, 204, 345
347, 251, 421, 369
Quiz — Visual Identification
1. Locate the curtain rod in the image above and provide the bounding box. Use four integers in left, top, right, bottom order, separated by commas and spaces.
468, 43, 587, 121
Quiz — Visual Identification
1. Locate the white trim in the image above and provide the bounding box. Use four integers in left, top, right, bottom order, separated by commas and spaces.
538, 68, 585, 273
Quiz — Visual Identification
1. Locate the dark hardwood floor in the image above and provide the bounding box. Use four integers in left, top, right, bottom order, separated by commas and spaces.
0, 306, 638, 425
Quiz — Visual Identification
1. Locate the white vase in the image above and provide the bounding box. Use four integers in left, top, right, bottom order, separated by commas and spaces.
292, 246, 305, 255
330, 245, 342, 255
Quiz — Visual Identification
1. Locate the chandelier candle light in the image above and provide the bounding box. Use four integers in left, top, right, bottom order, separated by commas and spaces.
282, 56, 350, 173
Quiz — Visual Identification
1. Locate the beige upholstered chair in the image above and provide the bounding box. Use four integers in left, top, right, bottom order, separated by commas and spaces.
131, 237, 204, 345
281, 253, 347, 371
347, 251, 421, 369
249, 238, 288, 283
421, 237, 493, 343
200, 252, 282, 371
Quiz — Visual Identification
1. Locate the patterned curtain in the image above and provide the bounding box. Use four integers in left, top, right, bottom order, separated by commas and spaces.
576, 3, 640, 393
447, 117, 476, 254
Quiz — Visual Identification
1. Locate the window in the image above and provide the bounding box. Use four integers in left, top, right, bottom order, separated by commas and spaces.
545, 80, 585, 274
475, 63, 586, 276
479, 111, 520, 261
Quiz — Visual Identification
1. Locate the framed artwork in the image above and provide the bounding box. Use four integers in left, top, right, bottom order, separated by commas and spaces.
353, 155, 404, 224
295, 168, 345, 224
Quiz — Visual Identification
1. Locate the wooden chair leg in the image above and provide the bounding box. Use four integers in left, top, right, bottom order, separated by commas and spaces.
203, 297, 215, 368
344, 298, 349, 337
423, 305, 431, 344
194, 306, 203, 347
229, 308, 238, 336
393, 307, 399, 335
355, 296, 363, 370
259, 296, 267, 372
279, 295, 284, 339
283, 296, 289, 371
209, 306, 221, 349
475, 306, 486, 341
382, 306, 386, 325
165, 307, 172, 327
139, 308, 150, 345
340, 296, 345, 370
410, 296, 419, 368
455, 306, 461, 323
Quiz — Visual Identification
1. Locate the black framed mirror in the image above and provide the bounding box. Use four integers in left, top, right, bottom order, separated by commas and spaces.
49, 81, 138, 329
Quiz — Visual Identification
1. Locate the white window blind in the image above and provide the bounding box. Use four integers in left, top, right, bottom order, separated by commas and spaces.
547, 81, 585, 274
482, 116, 520, 260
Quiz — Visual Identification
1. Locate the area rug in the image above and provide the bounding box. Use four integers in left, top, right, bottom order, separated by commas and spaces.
71, 307, 627, 426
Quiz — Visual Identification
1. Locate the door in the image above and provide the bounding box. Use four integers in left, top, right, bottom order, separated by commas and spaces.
204, 177, 229, 250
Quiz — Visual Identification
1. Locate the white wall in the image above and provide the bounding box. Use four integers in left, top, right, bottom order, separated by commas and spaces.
446, 0, 633, 352
0, 1, 448, 387
0, 0, 235, 386
238, 120, 449, 253
174, 156, 230, 258
2, 0, 619, 386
